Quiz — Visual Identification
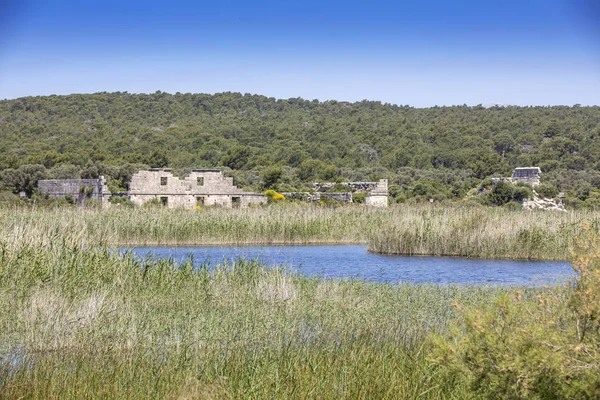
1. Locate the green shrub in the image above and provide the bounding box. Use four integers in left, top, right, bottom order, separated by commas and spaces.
326, 183, 351, 193
575, 180, 594, 200
486, 182, 532, 206
488, 182, 513, 206
478, 177, 493, 191
352, 192, 368, 204
432, 223, 600, 399
260, 166, 283, 189
536, 183, 559, 199
388, 184, 402, 199
0, 191, 18, 202
109, 195, 134, 207
512, 185, 533, 202
585, 196, 600, 210
564, 196, 585, 209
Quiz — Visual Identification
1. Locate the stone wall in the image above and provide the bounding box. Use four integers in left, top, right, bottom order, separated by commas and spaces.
312, 192, 353, 203
281, 192, 354, 203
511, 167, 541, 186
128, 169, 267, 209
313, 182, 379, 193
38, 177, 111, 207
280, 192, 313, 202
286, 179, 389, 207
365, 179, 388, 207
365, 195, 388, 207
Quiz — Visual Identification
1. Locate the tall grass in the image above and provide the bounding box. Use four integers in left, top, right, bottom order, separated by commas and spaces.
1, 205, 589, 398
368, 206, 598, 260
1, 204, 599, 259
0, 203, 381, 246
0, 220, 528, 398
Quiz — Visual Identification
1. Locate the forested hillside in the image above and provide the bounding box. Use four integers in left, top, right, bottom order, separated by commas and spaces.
1, 92, 599, 205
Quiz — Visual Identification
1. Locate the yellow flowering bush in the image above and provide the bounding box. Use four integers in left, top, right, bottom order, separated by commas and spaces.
264, 189, 285, 203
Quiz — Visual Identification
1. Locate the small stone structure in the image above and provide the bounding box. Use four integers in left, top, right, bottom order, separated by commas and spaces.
364, 179, 389, 207
511, 167, 541, 186
128, 169, 267, 209
492, 167, 542, 187
38, 177, 111, 207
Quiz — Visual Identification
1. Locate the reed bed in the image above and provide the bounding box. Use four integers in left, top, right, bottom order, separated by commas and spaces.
1, 204, 598, 259
0, 222, 532, 399
368, 206, 599, 260
0, 204, 381, 246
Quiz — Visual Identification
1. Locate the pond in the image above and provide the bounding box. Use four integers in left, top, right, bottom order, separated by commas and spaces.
124, 245, 574, 286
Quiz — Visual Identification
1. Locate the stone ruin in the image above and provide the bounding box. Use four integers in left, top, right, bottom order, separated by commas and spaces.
128, 169, 267, 209
283, 179, 389, 207
37, 170, 389, 209
511, 167, 542, 186
38, 177, 111, 207
488, 166, 566, 211
362, 180, 389, 207
491, 167, 542, 187
522, 195, 566, 212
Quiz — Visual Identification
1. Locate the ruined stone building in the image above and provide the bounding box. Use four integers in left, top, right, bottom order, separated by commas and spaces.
38, 177, 111, 207
285, 179, 389, 207
511, 167, 541, 186
128, 169, 267, 208
37, 170, 388, 209
491, 167, 542, 187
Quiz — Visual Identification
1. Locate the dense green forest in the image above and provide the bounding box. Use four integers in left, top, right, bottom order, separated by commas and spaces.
1, 91, 599, 205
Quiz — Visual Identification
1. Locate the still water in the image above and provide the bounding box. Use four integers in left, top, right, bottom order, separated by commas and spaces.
124, 245, 574, 286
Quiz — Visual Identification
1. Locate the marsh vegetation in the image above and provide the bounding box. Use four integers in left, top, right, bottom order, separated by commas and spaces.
1, 206, 599, 398
3, 204, 600, 259
0, 244, 501, 397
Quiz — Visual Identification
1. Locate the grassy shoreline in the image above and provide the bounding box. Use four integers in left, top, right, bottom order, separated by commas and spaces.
2, 204, 599, 260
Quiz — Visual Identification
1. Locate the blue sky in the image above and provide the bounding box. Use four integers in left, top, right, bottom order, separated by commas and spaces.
0, 0, 599, 107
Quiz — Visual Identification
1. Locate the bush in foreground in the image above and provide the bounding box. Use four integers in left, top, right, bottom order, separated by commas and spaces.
432, 222, 600, 399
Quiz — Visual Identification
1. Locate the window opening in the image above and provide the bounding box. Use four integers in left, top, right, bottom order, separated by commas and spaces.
160, 177, 168, 186
197, 177, 204, 186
